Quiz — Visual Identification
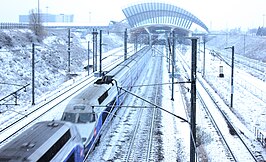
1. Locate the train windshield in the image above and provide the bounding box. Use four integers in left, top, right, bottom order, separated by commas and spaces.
62, 113, 76, 123
78, 113, 96, 123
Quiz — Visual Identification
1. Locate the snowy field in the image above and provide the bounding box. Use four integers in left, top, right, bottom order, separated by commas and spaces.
180, 41, 266, 161
0, 28, 124, 112
0, 29, 265, 161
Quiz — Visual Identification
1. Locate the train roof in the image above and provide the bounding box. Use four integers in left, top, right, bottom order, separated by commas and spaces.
65, 84, 111, 111
106, 46, 150, 78
0, 121, 73, 162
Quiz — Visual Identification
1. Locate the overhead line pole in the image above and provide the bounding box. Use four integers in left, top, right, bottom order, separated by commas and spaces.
203, 36, 206, 78
171, 31, 175, 101
92, 29, 98, 72
167, 36, 198, 162
124, 28, 128, 60
88, 41, 90, 76
99, 30, 102, 76
32, 43, 35, 105
190, 38, 198, 162
231, 46, 235, 109
67, 28, 71, 73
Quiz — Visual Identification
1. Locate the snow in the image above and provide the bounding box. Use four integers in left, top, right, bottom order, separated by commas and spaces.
160, 55, 190, 161
180, 37, 266, 160
0, 28, 266, 161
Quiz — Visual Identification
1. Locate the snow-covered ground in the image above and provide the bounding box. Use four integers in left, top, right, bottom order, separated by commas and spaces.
180, 38, 266, 161
0, 29, 265, 161
0, 28, 124, 113
88, 38, 266, 161
206, 34, 266, 62
203, 35, 266, 133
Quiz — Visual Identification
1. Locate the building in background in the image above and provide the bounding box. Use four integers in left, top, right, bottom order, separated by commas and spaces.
19, 13, 74, 23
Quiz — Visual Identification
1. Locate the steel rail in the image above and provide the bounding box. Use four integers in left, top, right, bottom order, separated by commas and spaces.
177, 48, 258, 162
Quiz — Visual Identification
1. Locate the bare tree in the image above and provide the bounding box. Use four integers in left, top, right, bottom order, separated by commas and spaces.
29, 9, 45, 41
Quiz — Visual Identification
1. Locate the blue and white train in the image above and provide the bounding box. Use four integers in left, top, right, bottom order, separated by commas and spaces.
0, 121, 84, 162
0, 46, 152, 162
61, 46, 152, 155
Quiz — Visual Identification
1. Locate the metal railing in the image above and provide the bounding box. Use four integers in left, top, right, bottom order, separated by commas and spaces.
0, 23, 29, 29
0, 22, 110, 30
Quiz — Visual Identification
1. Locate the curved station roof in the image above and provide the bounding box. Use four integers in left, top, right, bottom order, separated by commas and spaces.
122, 2, 209, 36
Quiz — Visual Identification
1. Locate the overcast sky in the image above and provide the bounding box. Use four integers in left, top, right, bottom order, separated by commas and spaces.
1, 0, 265, 31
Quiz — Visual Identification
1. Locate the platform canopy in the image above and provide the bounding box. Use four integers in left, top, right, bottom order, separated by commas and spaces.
122, 2, 209, 35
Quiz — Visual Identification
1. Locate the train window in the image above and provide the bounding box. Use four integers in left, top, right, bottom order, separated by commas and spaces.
66, 152, 75, 162
78, 113, 96, 123
78, 113, 90, 123
98, 91, 108, 104
62, 113, 76, 123
37, 130, 71, 162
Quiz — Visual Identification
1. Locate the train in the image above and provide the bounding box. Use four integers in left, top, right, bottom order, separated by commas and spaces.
0, 121, 84, 162
0, 46, 152, 162
61, 45, 152, 154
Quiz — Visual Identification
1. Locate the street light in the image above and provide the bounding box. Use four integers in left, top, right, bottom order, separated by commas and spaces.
46, 6, 49, 25
37, 0, 40, 25
225, 46, 235, 108
263, 14, 265, 27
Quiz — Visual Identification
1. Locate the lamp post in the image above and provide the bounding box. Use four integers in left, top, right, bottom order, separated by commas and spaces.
37, 0, 40, 25
46, 6, 49, 25
263, 14, 265, 27
225, 46, 235, 108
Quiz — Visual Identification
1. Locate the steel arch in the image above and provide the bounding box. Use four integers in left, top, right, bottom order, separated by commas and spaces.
122, 2, 208, 32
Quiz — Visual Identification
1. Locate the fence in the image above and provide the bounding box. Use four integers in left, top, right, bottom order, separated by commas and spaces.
254, 127, 266, 147
0, 23, 29, 29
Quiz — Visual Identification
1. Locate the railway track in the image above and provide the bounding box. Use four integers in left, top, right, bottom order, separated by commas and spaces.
124, 53, 162, 162
0, 75, 96, 146
176, 48, 264, 161
208, 49, 266, 103
197, 80, 261, 161
86, 47, 162, 161
0, 48, 133, 147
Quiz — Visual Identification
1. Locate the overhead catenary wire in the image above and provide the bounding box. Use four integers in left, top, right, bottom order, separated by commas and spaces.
117, 85, 190, 124
121, 81, 191, 88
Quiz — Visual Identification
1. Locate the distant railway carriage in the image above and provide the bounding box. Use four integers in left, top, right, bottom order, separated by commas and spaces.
0, 121, 84, 162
